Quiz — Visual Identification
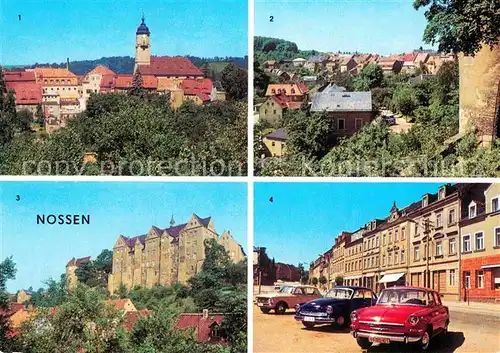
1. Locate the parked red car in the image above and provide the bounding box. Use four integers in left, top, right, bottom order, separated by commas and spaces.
350, 286, 449, 351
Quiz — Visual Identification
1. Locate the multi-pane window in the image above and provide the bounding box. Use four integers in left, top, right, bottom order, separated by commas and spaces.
449, 238, 456, 254
388, 252, 393, 265
495, 227, 500, 247
448, 209, 456, 225
436, 213, 442, 228
376, 236, 380, 247
414, 246, 420, 261
383, 234, 386, 245
477, 270, 484, 288
401, 227, 406, 240
435, 241, 443, 256
394, 250, 399, 264
388, 232, 392, 244
401, 249, 405, 263
463, 235, 471, 252
382, 254, 386, 266
449, 269, 456, 286
395, 229, 399, 241
475, 232, 484, 250
464, 271, 471, 289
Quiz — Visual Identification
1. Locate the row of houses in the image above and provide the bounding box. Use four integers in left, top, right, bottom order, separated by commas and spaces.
308, 183, 500, 302
2, 62, 225, 133
253, 246, 301, 286
265, 51, 455, 76
3, 297, 227, 344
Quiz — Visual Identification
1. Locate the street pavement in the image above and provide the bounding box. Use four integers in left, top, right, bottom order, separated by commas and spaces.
253, 305, 500, 353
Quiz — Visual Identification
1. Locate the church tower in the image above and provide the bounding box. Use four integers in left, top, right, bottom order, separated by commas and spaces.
135, 16, 151, 72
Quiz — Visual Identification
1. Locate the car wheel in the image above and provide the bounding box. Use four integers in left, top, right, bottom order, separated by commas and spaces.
302, 322, 315, 329
336, 316, 348, 328
275, 302, 287, 314
356, 337, 373, 349
260, 308, 271, 314
419, 329, 432, 351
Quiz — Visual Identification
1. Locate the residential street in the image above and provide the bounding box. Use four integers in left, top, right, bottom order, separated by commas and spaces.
253, 305, 500, 353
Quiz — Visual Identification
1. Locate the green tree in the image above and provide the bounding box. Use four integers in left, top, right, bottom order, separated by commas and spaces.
391, 86, 419, 116
353, 63, 384, 91
221, 63, 248, 100
129, 70, 145, 97
319, 276, 327, 286
75, 249, 113, 289
30, 274, 68, 308
414, 0, 500, 55
311, 277, 318, 286
334, 276, 344, 286
0, 257, 16, 351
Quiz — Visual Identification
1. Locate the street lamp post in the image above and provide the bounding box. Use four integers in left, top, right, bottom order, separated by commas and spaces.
409, 218, 434, 289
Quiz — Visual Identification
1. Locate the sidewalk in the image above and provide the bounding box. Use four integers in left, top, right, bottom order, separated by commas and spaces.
443, 300, 500, 317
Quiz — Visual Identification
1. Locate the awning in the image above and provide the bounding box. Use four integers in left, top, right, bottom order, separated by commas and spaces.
379, 272, 405, 284
481, 264, 500, 269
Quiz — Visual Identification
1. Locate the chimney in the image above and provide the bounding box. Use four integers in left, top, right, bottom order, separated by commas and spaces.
66, 58, 70, 70
202, 309, 209, 319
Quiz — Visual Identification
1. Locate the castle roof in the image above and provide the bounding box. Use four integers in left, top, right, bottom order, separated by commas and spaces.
137, 56, 203, 77
66, 256, 91, 267
136, 17, 150, 35
34, 67, 77, 79
3, 70, 36, 82
121, 214, 212, 248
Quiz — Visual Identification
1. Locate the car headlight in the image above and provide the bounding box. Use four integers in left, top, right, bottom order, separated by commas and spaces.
408, 314, 420, 325
326, 305, 334, 315
295, 304, 301, 312
350, 311, 359, 322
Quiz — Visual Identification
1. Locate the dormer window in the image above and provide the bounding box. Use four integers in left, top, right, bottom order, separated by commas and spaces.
438, 186, 445, 200
469, 202, 477, 218
422, 194, 429, 207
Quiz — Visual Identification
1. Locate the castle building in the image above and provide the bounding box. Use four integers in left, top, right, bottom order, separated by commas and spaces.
66, 256, 92, 289
108, 214, 245, 294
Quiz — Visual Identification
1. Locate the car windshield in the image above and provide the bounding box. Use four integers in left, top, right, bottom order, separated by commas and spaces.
278, 286, 294, 294
377, 289, 428, 306
325, 288, 353, 299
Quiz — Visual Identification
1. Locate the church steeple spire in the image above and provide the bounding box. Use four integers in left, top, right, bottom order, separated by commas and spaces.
169, 214, 175, 227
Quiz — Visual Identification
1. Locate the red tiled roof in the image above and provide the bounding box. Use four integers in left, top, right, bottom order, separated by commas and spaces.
270, 94, 302, 110
180, 78, 213, 93
3, 70, 36, 82
123, 310, 152, 332
5, 81, 42, 105
100, 74, 157, 90
265, 83, 309, 97
175, 313, 225, 343
137, 56, 203, 77
403, 53, 418, 62
87, 65, 116, 76
34, 67, 77, 78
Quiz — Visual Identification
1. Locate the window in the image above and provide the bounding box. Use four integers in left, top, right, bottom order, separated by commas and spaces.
436, 213, 442, 228
401, 227, 406, 240
477, 270, 484, 288
414, 246, 420, 261
376, 236, 379, 247
438, 187, 445, 200
449, 238, 456, 254
464, 271, 471, 289
394, 250, 399, 264
395, 229, 399, 241
388, 252, 393, 265
475, 232, 484, 250
463, 235, 471, 252
388, 232, 392, 244
469, 202, 477, 218
271, 141, 275, 147
401, 249, 405, 263
492, 197, 499, 212
495, 227, 500, 247
493, 268, 500, 290
449, 269, 455, 286
338, 118, 345, 130
273, 109, 276, 114
382, 254, 386, 266
448, 209, 456, 225
383, 234, 386, 245
355, 118, 363, 129
435, 241, 443, 256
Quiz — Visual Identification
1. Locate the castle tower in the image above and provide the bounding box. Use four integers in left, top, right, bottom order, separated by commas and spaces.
135, 16, 151, 73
